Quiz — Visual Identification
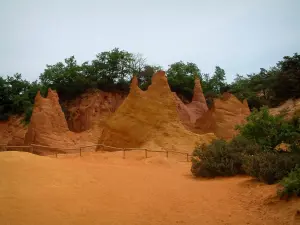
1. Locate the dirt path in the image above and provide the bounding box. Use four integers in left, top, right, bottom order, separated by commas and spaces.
1, 151, 299, 225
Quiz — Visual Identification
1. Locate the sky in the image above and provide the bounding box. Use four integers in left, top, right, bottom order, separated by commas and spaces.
0, 0, 300, 83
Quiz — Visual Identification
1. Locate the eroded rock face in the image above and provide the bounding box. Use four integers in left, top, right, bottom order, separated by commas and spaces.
64, 89, 125, 132
173, 76, 208, 130
173, 93, 193, 130
24, 89, 95, 150
194, 92, 250, 140
98, 71, 216, 153
25, 89, 70, 146
186, 77, 208, 123
0, 116, 27, 145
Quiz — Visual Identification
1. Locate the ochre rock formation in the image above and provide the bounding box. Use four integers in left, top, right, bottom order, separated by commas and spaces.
173, 77, 208, 130
186, 77, 208, 123
7, 129, 27, 146
173, 93, 194, 130
0, 116, 27, 145
64, 89, 125, 132
24, 89, 95, 151
194, 92, 250, 140
269, 98, 300, 119
98, 71, 216, 153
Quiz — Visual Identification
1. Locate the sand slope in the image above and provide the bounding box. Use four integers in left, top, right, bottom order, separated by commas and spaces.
1, 151, 300, 225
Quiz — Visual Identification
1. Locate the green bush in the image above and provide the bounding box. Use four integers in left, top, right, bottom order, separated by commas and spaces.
290, 109, 300, 132
278, 167, 300, 198
236, 107, 300, 151
243, 152, 300, 184
22, 106, 33, 124
191, 134, 300, 185
191, 136, 260, 177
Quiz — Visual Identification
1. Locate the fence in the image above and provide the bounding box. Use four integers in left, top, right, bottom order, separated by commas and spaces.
0, 143, 192, 162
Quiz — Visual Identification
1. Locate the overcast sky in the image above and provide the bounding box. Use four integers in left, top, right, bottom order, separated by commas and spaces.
1, 0, 299, 83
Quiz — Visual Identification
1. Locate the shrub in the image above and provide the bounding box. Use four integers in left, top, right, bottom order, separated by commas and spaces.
290, 109, 300, 131
243, 152, 300, 184
278, 167, 300, 198
191, 136, 260, 177
236, 107, 300, 151
22, 106, 33, 124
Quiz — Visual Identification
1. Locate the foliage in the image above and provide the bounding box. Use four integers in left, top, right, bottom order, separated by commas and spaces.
229, 53, 300, 109
278, 167, 300, 198
192, 107, 300, 185
290, 109, 300, 130
191, 136, 260, 177
40, 56, 91, 100
166, 62, 227, 101
166, 61, 201, 101
243, 152, 300, 184
137, 65, 162, 90
209, 66, 226, 94
272, 53, 300, 103
236, 107, 300, 185
1, 50, 299, 123
236, 107, 300, 151
0, 74, 44, 123
23, 106, 33, 124
39, 48, 147, 99
229, 74, 267, 109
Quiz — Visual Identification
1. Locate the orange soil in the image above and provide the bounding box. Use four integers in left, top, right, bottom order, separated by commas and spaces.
1, 151, 299, 225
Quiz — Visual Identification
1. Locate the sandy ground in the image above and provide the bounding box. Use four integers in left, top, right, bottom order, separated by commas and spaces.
1, 151, 300, 225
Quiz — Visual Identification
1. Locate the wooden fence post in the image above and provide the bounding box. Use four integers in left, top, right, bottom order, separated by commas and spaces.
123, 148, 125, 159
31, 146, 34, 153
166, 151, 168, 158
145, 149, 148, 158
186, 153, 189, 162
80, 147, 82, 157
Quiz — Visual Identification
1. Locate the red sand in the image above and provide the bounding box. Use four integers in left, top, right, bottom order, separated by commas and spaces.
1, 151, 300, 225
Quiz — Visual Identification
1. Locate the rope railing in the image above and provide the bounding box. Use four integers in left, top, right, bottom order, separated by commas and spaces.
0, 143, 192, 162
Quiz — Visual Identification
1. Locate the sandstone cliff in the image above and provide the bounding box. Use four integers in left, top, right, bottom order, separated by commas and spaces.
24, 89, 95, 151
173, 93, 194, 130
64, 89, 125, 132
0, 116, 27, 145
194, 92, 250, 140
186, 77, 208, 123
98, 71, 216, 153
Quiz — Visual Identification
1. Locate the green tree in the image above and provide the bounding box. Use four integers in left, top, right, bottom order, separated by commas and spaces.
166, 61, 201, 101
272, 53, 300, 102
91, 48, 136, 82
0, 73, 42, 123
229, 53, 300, 109
137, 65, 162, 90
209, 66, 226, 94
229, 74, 264, 109
236, 107, 300, 151
89, 48, 141, 92
40, 56, 91, 99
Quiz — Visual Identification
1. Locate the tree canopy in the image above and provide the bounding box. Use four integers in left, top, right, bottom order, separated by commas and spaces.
229, 53, 300, 109
1, 49, 299, 123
